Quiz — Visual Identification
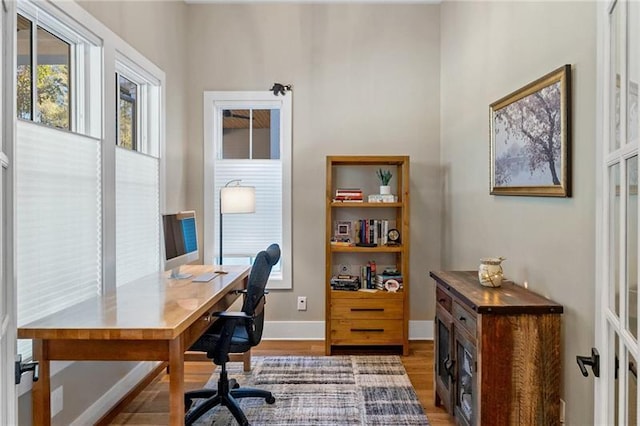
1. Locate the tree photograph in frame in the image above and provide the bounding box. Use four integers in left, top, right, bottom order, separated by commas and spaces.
490, 65, 572, 197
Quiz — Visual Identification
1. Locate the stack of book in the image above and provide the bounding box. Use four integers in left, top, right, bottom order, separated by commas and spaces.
375, 269, 403, 291
333, 188, 363, 202
330, 275, 361, 291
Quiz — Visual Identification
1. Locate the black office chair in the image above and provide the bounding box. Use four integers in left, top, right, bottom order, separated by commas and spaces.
185, 244, 280, 426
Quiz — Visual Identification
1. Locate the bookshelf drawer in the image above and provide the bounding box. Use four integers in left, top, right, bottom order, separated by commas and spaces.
331, 298, 403, 320
331, 319, 403, 345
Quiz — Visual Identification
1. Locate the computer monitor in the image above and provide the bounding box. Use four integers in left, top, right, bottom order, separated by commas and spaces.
162, 210, 199, 279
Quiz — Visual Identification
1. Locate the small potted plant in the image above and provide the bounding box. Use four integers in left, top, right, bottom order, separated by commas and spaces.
376, 168, 392, 195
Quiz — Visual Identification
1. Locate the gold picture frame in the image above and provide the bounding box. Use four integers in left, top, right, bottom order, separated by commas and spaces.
490, 65, 572, 197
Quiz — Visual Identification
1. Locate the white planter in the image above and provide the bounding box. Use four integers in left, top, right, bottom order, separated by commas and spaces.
379, 185, 391, 195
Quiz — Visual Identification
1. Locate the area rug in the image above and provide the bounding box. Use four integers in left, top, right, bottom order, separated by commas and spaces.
191, 355, 430, 426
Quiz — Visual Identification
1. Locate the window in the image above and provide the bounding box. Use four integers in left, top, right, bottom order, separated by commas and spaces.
15, 3, 103, 361
117, 74, 138, 150
204, 92, 292, 289
16, 6, 101, 137
17, 13, 70, 130
114, 59, 162, 287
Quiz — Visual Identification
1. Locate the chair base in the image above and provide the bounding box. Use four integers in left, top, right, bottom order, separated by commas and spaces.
185, 367, 275, 426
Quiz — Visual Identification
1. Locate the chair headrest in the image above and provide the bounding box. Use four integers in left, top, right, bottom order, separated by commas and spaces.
264, 243, 281, 267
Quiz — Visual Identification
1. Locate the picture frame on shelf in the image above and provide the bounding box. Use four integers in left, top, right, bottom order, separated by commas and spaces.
489, 64, 571, 197
333, 220, 353, 244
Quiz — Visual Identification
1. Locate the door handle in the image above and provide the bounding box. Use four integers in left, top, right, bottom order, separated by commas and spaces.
444, 355, 455, 378
576, 348, 600, 378
15, 354, 39, 385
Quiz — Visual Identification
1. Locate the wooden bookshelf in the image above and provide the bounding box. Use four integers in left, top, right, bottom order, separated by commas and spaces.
325, 155, 410, 355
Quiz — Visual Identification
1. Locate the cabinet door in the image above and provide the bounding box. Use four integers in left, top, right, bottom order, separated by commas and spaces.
435, 309, 454, 413
454, 329, 476, 426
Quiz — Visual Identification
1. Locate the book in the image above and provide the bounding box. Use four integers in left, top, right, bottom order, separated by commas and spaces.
367, 194, 398, 203
330, 240, 354, 247
333, 197, 364, 202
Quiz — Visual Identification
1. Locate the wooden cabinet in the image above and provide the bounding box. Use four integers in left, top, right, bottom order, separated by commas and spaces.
430, 270, 563, 425
325, 156, 409, 355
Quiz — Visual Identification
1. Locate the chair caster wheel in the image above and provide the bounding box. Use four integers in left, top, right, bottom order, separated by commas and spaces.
266, 395, 276, 404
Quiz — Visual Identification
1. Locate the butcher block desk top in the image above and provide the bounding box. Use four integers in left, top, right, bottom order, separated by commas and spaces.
18, 264, 251, 426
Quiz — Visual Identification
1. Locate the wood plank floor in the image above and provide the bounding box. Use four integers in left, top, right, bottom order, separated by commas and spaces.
108, 340, 454, 425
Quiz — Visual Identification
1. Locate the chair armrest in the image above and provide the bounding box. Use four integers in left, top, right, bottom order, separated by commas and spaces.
232, 289, 269, 295
212, 311, 251, 319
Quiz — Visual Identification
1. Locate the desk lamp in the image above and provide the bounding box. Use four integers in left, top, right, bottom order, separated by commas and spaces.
218, 179, 256, 273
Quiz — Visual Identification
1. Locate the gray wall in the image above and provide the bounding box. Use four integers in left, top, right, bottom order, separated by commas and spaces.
185, 3, 442, 323
17, 2, 189, 424
440, 1, 596, 424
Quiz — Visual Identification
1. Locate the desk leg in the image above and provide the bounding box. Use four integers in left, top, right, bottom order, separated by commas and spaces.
32, 339, 51, 425
169, 337, 185, 426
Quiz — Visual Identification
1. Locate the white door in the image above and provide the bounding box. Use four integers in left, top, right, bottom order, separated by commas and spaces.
0, 0, 16, 424
596, 0, 640, 424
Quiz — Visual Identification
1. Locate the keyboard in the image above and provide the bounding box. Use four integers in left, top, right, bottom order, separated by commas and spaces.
192, 271, 220, 282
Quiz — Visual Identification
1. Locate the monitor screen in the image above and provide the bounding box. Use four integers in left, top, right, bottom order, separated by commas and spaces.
162, 211, 198, 278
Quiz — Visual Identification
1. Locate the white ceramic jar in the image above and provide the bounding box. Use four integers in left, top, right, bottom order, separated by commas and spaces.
478, 257, 506, 287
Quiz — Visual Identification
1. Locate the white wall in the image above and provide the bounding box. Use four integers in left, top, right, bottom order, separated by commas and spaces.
440, 1, 596, 424
185, 3, 442, 323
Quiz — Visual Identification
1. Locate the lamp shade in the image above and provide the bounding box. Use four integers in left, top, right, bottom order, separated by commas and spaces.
221, 185, 256, 214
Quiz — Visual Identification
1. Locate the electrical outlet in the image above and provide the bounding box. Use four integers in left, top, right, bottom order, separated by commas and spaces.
51, 385, 63, 417
297, 296, 307, 311
560, 398, 566, 424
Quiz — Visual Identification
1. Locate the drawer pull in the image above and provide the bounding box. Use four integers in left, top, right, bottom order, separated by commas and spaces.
438, 298, 447, 303
351, 328, 385, 332
351, 308, 384, 312
459, 316, 467, 322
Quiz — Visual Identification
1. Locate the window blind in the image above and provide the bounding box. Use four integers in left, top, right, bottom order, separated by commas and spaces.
16, 121, 102, 358
115, 148, 160, 286
214, 160, 282, 261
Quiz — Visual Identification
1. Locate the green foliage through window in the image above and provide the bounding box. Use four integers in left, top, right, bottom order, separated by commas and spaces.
16, 14, 71, 130
117, 74, 138, 150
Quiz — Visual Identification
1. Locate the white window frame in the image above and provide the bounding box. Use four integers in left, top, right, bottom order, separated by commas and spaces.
115, 54, 162, 157
203, 91, 292, 289
17, 0, 102, 137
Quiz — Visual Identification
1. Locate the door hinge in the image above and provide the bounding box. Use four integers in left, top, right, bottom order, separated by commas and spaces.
576, 348, 600, 378
15, 354, 39, 385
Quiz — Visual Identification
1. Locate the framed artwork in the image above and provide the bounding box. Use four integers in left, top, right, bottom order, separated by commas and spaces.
490, 64, 572, 197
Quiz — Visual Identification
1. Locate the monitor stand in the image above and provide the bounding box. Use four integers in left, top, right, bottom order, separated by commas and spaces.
169, 266, 192, 279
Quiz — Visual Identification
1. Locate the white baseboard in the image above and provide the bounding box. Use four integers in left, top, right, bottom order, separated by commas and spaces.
263, 320, 433, 340
263, 321, 325, 339
71, 361, 161, 426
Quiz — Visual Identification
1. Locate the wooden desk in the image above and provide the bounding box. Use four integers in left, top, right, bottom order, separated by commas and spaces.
17, 264, 251, 426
